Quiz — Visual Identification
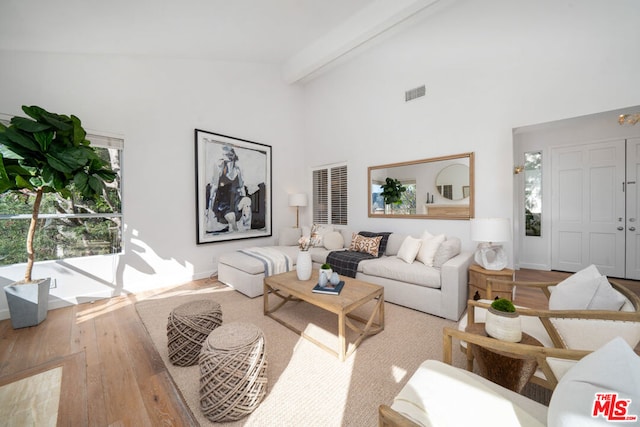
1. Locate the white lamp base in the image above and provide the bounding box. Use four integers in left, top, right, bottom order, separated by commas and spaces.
474, 243, 507, 271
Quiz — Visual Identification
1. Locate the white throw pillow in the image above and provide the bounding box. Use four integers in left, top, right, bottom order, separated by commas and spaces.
278, 227, 302, 246
323, 231, 344, 250
416, 231, 446, 267
547, 337, 640, 426
549, 265, 625, 311
433, 237, 462, 268
397, 236, 422, 264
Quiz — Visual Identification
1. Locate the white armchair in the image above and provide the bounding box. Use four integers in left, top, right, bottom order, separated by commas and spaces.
379, 337, 640, 427
455, 265, 640, 390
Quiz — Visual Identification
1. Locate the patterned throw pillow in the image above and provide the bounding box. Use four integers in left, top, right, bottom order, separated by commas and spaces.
350, 233, 383, 257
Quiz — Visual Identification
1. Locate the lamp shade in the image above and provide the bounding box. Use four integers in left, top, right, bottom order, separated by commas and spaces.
288, 193, 308, 207
470, 218, 511, 243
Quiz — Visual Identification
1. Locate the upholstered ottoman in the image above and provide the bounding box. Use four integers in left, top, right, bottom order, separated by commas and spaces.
167, 300, 223, 366
199, 322, 268, 422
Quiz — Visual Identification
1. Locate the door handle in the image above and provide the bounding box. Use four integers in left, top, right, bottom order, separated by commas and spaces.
618, 226, 625, 230
630, 227, 636, 232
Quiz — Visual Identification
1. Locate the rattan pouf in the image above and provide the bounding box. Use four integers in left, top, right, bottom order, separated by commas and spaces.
199, 322, 268, 422
167, 299, 223, 367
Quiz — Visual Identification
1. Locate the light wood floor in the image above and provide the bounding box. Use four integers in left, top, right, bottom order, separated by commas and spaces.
0, 270, 638, 425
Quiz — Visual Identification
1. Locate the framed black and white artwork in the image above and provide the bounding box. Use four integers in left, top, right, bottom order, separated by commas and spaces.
195, 129, 272, 244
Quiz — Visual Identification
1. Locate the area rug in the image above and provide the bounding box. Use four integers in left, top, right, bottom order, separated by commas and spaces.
135, 284, 468, 426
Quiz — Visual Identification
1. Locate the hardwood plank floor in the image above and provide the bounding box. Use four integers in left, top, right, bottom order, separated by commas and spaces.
0, 270, 638, 425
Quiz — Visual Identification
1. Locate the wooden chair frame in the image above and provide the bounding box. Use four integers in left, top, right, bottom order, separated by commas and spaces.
456, 278, 640, 390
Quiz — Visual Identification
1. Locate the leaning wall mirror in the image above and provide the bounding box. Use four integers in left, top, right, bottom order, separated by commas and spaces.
368, 152, 474, 220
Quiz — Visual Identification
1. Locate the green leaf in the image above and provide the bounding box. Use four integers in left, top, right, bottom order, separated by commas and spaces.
22, 105, 47, 121
4, 127, 40, 152
95, 169, 117, 182
46, 145, 90, 173
34, 131, 54, 151
88, 175, 102, 194
10, 116, 51, 133
40, 111, 73, 132
71, 115, 86, 145
15, 175, 34, 190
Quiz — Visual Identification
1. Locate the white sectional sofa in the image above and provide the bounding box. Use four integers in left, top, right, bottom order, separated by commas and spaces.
217, 227, 473, 321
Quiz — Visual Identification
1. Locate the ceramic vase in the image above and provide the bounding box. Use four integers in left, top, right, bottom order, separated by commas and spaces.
319, 268, 332, 279
485, 307, 522, 342
296, 250, 312, 281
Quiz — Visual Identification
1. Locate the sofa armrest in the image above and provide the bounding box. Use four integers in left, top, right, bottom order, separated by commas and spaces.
440, 251, 474, 321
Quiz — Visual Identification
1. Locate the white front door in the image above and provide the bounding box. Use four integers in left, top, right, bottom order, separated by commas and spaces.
625, 138, 640, 279
551, 140, 626, 277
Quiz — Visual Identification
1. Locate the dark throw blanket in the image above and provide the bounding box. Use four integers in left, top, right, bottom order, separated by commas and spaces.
327, 231, 392, 278
326, 250, 375, 278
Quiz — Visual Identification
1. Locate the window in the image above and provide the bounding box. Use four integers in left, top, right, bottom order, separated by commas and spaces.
0, 121, 123, 266
524, 151, 542, 237
312, 163, 347, 226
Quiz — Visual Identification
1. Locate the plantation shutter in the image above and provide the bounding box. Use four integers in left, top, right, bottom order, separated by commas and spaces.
330, 165, 348, 225
313, 169, 328, 224
312, 163, 348, 226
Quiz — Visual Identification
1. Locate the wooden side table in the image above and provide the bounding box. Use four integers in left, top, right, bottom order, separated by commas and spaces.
468, 264, 515, 301
465, 323, 542, 393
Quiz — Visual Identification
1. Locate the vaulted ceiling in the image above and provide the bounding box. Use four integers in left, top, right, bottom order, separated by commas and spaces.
0, 0, 447, 83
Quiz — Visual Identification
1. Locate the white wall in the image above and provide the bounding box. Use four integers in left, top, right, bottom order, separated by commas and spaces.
300, 0, 640, 254
2, 0, 640, 318
0, 51, 306, 318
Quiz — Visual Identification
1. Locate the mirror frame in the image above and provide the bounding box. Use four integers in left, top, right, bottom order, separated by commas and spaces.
367, 152, 474, 220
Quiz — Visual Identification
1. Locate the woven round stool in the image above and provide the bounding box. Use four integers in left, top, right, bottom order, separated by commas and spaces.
167, 300, 222, 367
199, 322, 268, 422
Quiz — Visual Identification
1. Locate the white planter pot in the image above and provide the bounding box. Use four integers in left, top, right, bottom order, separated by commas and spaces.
296, 251, 312, 281
4, 278, 51, 329
485, 307, 522, 342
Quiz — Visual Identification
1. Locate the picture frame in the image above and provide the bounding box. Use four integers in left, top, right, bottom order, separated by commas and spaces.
195, 129, 272, 244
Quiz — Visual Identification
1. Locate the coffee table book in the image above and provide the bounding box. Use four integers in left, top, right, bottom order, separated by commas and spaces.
312, 281, 345, 295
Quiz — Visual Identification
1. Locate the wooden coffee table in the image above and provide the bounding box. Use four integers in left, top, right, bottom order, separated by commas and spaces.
263, 270, 384, 361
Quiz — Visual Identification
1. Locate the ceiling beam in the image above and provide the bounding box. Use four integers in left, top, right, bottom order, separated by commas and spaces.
282, 0, 446, 84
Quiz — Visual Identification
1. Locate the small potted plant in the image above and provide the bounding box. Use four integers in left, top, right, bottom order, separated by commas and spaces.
319, 262, 332, 279
485, 298, 522, 342
0, 105, 117, 328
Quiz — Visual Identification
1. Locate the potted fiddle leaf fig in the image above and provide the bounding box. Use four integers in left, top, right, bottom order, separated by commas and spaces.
380, 177, 406, 214
0, 105, 117, 328
485, 298, 522, 342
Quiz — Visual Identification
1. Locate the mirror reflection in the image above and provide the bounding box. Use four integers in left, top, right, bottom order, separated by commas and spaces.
368, 153, 474, 219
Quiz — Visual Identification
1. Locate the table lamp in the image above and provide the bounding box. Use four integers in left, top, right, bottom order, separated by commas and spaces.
288, 193, 307, 228
470, 218, 511, 270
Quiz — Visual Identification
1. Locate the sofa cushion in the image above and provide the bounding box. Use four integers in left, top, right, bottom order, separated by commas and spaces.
358, 231, 392, 256
323, 231, 344, 250
360, 256, 441, 288
547, 337, 640, 426
549, 265, 626, 311
350, 233, 383, 257
433, 237, 461, 268
397, 236, 422, 263
279, 227, 302, 246
416, 231, 446, 266
384, 233, 408, 256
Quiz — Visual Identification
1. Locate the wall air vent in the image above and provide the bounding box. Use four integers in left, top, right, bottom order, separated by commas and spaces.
405, 85, 426, 102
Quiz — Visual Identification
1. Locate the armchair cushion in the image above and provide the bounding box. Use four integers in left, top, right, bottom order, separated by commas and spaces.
392, 360, 547, 427
547, 337, 640, 426
549, 265, 626, 311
